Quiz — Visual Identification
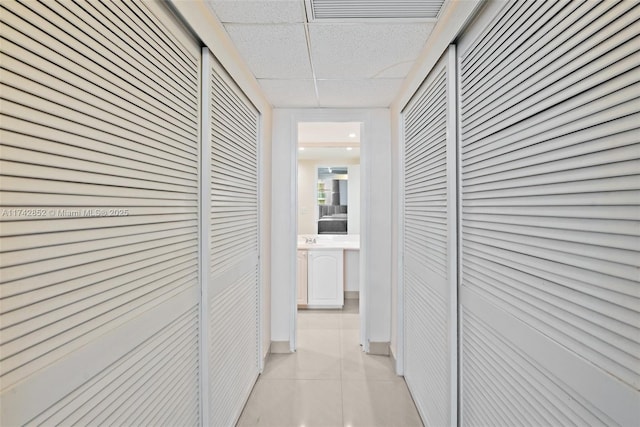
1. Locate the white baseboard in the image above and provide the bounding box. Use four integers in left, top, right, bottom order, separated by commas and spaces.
368, 341, 390, 356
344, 291, 359, 300
270, 341, 291, 354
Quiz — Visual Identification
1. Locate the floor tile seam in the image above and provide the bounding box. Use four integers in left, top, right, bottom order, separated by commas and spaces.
339, 358, 345, 427
338, 321, 344, 382
258, 377, 342, 383
340, 377, 404, 383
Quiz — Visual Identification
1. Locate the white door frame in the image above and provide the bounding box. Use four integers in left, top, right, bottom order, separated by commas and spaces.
290, 110, 371, 351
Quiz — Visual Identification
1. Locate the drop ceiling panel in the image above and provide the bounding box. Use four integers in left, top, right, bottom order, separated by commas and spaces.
258, 79, 318, 107
223, 24, 313, 79
309, 23, 434, 79
206, 0, 305, 24
317, 79, 403, 107
374, 61, 418, 79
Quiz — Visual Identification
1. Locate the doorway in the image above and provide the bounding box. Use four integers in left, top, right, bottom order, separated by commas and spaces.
294, 121, 365, 350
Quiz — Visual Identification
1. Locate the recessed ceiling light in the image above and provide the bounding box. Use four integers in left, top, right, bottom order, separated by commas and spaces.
299, 147, 305, 151
346, 147, 353, 151
348, 132, 356, 138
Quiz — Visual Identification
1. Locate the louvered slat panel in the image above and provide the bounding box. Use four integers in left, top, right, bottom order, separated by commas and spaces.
462, 1, 637, 143
206, 53, 260, 426
209, 270, 259, 427
402, 51, 454, 427
38, 0, 197, 130
0, 1, 200, 424
462, 298, 622, 426
405, 268, 448, 381
1, 1, 198, 133
0, 41, 197, 151
24, 307, 200, 426
210, 71, 258, 275
459, 1, 640, 425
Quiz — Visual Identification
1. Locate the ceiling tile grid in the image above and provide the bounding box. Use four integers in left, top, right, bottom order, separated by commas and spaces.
308, 22, 434, 79
206, 0, 305, 24
317, 79, 404, 107
205, 0, 443, 108
223, 23, 313, 79
258, 79, 318, 107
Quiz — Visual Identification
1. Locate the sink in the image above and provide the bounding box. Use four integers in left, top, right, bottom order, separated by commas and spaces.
297, 235, 360, 250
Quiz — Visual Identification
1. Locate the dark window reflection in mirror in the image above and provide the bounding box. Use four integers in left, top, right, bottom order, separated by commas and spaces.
317, 166, 348, 234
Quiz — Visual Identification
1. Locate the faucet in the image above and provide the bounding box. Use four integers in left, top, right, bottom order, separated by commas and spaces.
304, 236, 316, 244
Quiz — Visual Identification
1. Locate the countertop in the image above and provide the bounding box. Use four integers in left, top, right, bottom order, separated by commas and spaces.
297, 235, 360, 251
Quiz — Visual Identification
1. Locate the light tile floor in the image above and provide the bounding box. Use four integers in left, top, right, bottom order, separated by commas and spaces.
237, 300, 424, 427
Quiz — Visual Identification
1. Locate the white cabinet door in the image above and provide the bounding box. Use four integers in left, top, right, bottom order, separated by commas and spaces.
308, 250, 344, 307
297, 250, 308, 305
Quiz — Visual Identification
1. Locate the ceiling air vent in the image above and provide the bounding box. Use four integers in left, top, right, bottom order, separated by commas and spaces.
307, 0, 445, 21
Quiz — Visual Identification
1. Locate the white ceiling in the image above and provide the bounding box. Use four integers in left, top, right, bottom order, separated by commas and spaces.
298, 122, 361, 144
205, 0, 441, 108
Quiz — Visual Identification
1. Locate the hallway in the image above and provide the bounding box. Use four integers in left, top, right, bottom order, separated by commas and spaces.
237, 300, 423, 427
1, 0, 638, 425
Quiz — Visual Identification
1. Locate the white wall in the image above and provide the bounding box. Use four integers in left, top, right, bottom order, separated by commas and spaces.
272, 109, 391, 348
297, 160, 316, 235
344, 250, 360, 292
348, 164, 360, 235
364, 109, 392, 344
271, 109, 295, 343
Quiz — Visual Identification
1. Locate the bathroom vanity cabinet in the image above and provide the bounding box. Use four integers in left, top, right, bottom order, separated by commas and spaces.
297, 235, 359, 308
307, 249, 344, 308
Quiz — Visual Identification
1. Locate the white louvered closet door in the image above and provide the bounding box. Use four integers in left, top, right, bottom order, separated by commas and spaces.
457, 1, 640, 426
203, 50, 260, 427
0, 1, 201, 425
402, 46, 457, 427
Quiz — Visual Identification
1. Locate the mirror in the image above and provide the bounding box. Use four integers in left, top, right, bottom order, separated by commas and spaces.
317, 166, 348, 234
